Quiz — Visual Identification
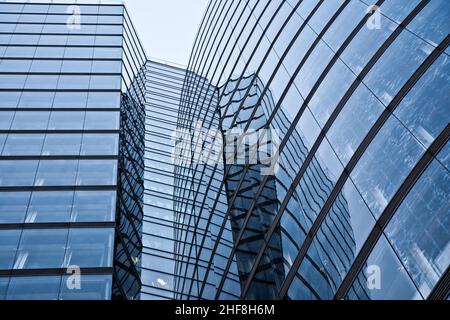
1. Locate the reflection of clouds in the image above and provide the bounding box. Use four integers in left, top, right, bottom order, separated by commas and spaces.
372, 186, 388, 212
157, 278, 168, 287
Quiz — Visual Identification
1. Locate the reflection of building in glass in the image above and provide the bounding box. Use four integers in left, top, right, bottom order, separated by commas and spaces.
0, 0, 449, 301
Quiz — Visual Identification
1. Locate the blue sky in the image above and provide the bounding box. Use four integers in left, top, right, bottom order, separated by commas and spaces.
124, 0, 209, 66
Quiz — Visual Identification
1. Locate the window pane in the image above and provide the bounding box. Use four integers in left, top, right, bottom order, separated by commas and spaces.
87, 92, 121, 108
53, 92, 88, 109
14, 229, 68, 269
11, 112, 50, 130
48, 112, 85, 130
18, 92, 55, 108
84, 112, 120, 130
42, 134, 82, 156
2, 134, 45, 156
0, 192, 30, 224
35, 160, 78, 186
71, 191, 116, 222
60, 275, 112, 300
81, 134, 119, 155
386, 158, 450, 298
64, 228, 114, 268
7, 276, 60, 300
0, 160, 39, 186
26, 191, 74, 223
76, 160, 117, 186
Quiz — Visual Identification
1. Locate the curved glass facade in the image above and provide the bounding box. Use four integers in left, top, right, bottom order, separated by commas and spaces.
175, 0, 450, 300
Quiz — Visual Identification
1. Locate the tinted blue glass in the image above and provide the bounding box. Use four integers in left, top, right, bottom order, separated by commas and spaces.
308, 59, 356, 127
11, 111, 50, 130
322, 0, 367, 52
437, 141, 450, 171
25, 191, 74, 223
288, 179, 376, 299
18, 92, 55, 108
87, 91, 121, 109
0, 112, 14, 130
48, 112, 85, 130
0, 192, 30, 224
6, 276, 60, 300
76, 160, 117, 186
2, 134, 44, 156
53, 92, 88, 108
327, 85, 384, 166
0, 160, 39, 186
341, 12, 397, 74
394, 54, 450, 148
347, 235, 422, 300
64, 228, 114, 268
42, 134, 82, 156
14, 229, 68, 269
35, 160, 78, 186
364, 30, 433, 106
71, 191, 116, 222
60, 275, 112, 300
0, 278, 7, 299
0, 92, 20, 108
385, 159, 450, 298
84, 112, 120, 130
80, 134, 119, 156
0, 230, 21, 269
351, 117, 426, 217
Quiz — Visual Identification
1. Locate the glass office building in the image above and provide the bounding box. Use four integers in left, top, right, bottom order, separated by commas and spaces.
0, 1, 145, 300
0, 0, 449, 301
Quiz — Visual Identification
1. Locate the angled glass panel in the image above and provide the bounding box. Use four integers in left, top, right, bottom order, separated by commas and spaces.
346, 235, 422, 300
407, 0, 450, 47
53, 92, 88, 109
385, 158, 450, 298
0, 92, 21, 108
0, 160, 39, 187
351, 117, 426, 218
393, 54, 450, 148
